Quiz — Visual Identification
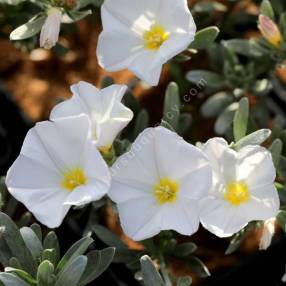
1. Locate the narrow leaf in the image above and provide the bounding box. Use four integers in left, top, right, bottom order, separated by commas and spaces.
233, 98, 249, 142
140, 255, 164, 286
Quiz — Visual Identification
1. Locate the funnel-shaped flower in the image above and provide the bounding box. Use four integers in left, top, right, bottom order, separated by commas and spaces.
50, 81, 133, 150
97, 0, 196, 86
109, 127, 212, 241
6, 115, 111, 228
199, 138, 279, 238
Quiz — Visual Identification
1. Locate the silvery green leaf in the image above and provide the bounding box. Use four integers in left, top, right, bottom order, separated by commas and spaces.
9, 257, 22, 270
260, 0, 275, 20
189, 26, 220, 50
133, 109, 149, 140
55, 256, 87, 286
30, 223, 42, 242
186, 257, 210, 278
173, 243, 197, 257
233, 129, 272, 150
56, 236, 93, 273
43, 231, 60, 265
4, 267, 37, 285
0, 273, 30, 286
201, 92, 233, 118
178, 113, 192, 135
269, 139, 283, 168
41, 249, 57, 266
223, 39, 267, 57
163, 82, 180, 130
17, 212, 32, 228
93, 224, 127, 249
79, 247, 115, 286
186, 70, 225, 89
37, 260, 56, 286
0, 238, 12, 267
10, 15, 46, 41
225, 226, 251, 255
0, 212, 37, 276
214, 102, 238, 135
140, 255, 164, 286
20, 227, 43, 261
177, 276, 192, 286
233, 98, 249, 142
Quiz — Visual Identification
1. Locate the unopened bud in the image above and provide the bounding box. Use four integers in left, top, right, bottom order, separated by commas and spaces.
258, 14, 282, 47
40, 8, 62, 50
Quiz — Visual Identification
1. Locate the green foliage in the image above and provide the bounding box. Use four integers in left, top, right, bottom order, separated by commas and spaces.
163, 82, 180, 130
260, 0, 275, 20
140, 255, 164, 286
225, 224, 253, 255
186, 70, 225, 89
10, 15, 46, 41
233, 98, 249, 142
189, 26, 220, 50
0, 212, 114, 286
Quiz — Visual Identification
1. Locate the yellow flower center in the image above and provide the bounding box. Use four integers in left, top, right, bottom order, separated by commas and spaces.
154, 178, 178, 205
224, 182, 250, 206
61, 167, 87, 192
144, 24, 169, 51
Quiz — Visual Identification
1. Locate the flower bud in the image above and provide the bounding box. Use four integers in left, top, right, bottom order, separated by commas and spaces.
259, 217, 276, 250
40, 8, 62, 50
258, 14, 282, 47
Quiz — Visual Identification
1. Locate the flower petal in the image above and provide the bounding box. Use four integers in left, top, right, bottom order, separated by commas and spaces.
241, 184, 280, 221
200, 198, 248, 237
102, 0, 160, 31
157, 0, 196, 32
202, 137, 237, 184
64, 182, 108, 206
129, 51, 163, 86
160, 198, 200, 235
237, 145, 276, 188
154, 127, 210, 180
35, 115, 91, 170
179, 165, 212, 200
117, 196, 161, 241
97, 31, 143, 72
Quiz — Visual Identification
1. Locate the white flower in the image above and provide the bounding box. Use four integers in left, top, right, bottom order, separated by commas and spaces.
97, 0, 196, 86
50, 81, 133, 151
6, 115, 111, 228
40, 7, 62, 49
109, 127, 212, 241
199, 138, 279, 238
259, 217, 276, 250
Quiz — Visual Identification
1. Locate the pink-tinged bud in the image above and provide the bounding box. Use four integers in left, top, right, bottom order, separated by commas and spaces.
258, 14, 282, 47
259, 217, 276, 250
40, 8, 62, 49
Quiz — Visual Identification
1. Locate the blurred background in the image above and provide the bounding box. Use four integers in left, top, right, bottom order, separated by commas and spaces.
1, 0, 286, 285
